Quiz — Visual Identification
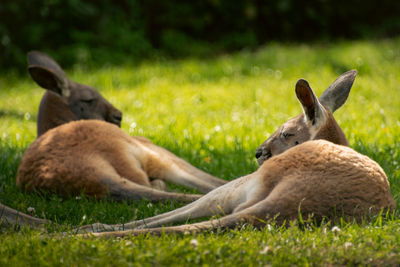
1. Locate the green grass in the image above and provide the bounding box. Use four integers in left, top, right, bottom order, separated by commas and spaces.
1, 39, 400, 266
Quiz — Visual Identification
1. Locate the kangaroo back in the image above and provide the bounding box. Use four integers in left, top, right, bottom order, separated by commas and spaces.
255, 70, 356, 165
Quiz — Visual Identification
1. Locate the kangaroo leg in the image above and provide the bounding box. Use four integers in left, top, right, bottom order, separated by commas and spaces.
131, 173, 269, 229
86, 156, 202, 202
82, 198, 273, 238
140, 141, 227, 192
150, 179, 167, 191
76, 173, 264, 233
102, 175, 202, 203
82, 171, 302, 235
0, 203, 49, 229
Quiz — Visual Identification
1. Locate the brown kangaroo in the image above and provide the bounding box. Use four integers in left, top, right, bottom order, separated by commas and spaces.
75, 70, 396, 236
1, 51, 227, 229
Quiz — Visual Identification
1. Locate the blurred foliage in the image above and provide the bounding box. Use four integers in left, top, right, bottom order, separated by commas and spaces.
1, 0, 400, 71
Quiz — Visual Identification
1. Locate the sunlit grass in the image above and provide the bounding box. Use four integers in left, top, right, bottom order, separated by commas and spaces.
0, 39, 399, 265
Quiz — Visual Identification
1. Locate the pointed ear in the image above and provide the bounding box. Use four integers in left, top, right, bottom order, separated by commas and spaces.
27, 51, 66, 76
319, 70, 357, 113
295, 79, 324, 125
28, 66, 69, 97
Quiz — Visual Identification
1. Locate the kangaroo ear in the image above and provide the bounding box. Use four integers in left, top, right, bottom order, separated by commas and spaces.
28, 66, 69, 97
27, 51, 70, 97
319, 70, 357, 113
295, 79, 325, 125
27, 51, 66, 76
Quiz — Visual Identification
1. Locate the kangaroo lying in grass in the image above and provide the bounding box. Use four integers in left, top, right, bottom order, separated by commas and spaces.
75, 70, 396, 237
1, 51, 227, 229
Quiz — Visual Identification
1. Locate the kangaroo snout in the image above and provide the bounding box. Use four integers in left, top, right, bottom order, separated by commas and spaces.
109, 110, 122, 127
255, 149, 262, 159
255, 145, 272, 165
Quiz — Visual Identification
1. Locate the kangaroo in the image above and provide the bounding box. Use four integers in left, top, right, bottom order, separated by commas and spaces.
1, 51, 228, 229
75, 70, 396, 236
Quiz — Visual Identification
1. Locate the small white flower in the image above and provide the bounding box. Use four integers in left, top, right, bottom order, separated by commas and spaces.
331, 226, 341, 233
147, 203, 153, 208
82, 215, 87, 221
344, 242, 353, 249
75, 196, 81, 200
27, 207, 36, 214
260, 246, 271, 254
24, 112, 31, 121
190, 239, 199, 248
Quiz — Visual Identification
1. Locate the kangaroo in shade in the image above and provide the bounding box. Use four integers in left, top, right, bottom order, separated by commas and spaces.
74, 70, 395, 237
1, 51, 227, 229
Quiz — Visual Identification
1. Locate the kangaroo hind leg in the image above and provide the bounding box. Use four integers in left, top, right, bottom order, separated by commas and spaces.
75, 174, 257, 233
85, 198, 275, 237
89, 156, 202, 202
142, 142, 227, 193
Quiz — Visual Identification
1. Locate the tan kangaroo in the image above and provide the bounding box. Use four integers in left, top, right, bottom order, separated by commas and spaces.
75, 70, 396, 236
1, 51, 228, 229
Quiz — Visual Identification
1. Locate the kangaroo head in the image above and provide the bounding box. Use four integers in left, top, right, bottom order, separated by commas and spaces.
27, 51, 122, 136
255, 70, 357, 165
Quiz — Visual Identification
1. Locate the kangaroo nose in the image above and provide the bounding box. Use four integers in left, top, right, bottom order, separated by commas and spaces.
110, 111, 122, 127
255, 149, 263, 159
113, 112, 122, 122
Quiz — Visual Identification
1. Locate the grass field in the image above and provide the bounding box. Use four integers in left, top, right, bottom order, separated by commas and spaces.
1, 39, 400, 266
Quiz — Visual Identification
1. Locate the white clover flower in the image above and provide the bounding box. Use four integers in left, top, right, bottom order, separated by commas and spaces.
190, 239, 199, 248
344, 242, 353, 249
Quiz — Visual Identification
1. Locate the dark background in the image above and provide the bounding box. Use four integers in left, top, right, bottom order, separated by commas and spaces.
1, 0, 400, 71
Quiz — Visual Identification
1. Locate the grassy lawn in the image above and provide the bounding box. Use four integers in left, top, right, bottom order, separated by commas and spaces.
1, 39, 400, 266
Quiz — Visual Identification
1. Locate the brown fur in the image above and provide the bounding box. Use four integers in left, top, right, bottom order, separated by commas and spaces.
78, 140, 395, 237
314, 110, 348, 146
17, 120, 226, 199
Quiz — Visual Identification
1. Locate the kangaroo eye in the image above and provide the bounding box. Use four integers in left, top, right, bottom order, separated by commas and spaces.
282, 132, 294, 139
81, 99, 95, 105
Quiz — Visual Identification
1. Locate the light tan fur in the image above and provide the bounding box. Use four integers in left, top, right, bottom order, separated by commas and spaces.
1, 51, 227, 229
74, 70, 395, 237
78, 140, 395, 237
17, 120, 226, 201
